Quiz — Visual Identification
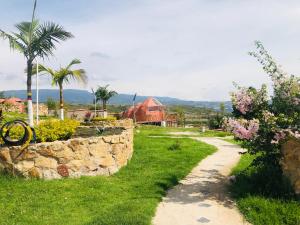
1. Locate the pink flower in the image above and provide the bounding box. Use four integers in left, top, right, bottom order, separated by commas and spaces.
231, 89, 253, 115
271, 131, 286, 144
226, 118, 259, 140
271, 129, 300, 144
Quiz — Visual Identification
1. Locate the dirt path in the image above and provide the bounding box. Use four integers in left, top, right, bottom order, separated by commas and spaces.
153, 137, 250, 225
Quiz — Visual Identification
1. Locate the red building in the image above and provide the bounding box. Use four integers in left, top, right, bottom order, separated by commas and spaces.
122, 97, 177, 126
0, 97, 25, 113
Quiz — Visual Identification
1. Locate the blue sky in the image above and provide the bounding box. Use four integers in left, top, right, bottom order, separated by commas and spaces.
1, 0, 300, 101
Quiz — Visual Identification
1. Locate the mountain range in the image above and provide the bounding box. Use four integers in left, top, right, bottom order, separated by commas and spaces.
3, 89, 232, 111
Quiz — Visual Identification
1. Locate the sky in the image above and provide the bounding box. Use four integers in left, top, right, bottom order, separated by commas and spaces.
1, 0, 300, 101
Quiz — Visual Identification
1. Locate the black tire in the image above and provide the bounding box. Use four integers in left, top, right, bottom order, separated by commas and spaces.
0, 120, 36, 146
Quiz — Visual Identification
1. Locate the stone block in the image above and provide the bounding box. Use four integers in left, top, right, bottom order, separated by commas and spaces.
28, 167, 41, 178
0, 148, 12, 163
281, 137, 300, 194
35, 156, 57, 169
15, 160, 34, 172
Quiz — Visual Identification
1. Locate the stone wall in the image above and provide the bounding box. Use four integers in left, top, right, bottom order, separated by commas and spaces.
0, 120, 133, 179
281, 137, 300, 195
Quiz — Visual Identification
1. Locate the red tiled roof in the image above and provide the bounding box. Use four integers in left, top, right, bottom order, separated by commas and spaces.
0, 98, 25, 113
122, 97, 165, 123
4, 98, 23, 104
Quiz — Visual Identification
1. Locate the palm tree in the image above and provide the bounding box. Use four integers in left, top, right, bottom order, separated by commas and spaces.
0, 0, 73, 126
95, 85, 117, 118
36, 59, 87, 120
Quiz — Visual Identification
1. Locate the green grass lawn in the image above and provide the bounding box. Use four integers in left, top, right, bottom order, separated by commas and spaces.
0, 126, 216, 225
230, 152, 300, 225
141, 125, 231, 138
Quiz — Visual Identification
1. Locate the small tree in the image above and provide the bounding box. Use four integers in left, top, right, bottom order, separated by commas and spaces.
95, 85, 117, 118
208, 103, 227, 129
36, 59, 87, 120
0, 91, 5, 98
46, 97, 57, 110
175, 107, 185, 127
225, 41, 300, 168
0, 0, 73, 126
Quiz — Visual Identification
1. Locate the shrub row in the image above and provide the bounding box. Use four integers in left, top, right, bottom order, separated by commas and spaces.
0, 119, 80, 144
35, 119, 80, 142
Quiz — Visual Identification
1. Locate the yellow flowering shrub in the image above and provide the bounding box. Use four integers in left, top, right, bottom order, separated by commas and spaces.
35, 119, 80, 142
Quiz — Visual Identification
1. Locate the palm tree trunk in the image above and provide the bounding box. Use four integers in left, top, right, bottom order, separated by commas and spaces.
102, 100, 107, 118
27, 60, 34, 127
59, 83, 64, 120
102, 100, 105, 111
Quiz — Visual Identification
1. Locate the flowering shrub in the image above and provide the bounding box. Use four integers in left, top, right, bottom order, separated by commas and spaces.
225, 41, 300, 166
225, 118, 259, 140
0, 119, 80, 144
35, 119, 80, 142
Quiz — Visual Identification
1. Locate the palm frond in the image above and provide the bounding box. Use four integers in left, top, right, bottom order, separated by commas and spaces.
31, 64, 55, 77
0, 30, 27, 54
66, 59, 81, 70
32, 22, 73, 59
15, 20, 39, 40
95, 85, 117, 102
70, 69, 87, 84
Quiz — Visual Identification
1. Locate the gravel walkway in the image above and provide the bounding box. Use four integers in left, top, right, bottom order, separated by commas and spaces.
153, 137, 250, 225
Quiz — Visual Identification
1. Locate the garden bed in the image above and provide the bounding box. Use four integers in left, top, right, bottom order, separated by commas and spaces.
0, 119, 133, 179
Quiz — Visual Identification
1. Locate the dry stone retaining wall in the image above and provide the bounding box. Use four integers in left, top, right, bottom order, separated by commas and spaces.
0, 120, 133, 179
281, 137, 300, 195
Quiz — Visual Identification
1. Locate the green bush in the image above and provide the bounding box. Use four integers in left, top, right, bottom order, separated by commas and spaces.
91, 116, 117, 122
208, 114, 224, 129
35, 119, 79, 143
0, 123, 25, 145
168, 140, 182, 151
0, 119, 79, 144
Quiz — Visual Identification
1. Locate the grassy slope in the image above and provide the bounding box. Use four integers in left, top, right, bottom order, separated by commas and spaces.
230, 152, 300, 225
0, 127, 216, 225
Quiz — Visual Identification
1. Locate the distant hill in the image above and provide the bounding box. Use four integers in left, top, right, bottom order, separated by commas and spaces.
3, 89, 232, 111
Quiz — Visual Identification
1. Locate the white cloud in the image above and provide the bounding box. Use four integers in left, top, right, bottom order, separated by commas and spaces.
1, 0, 300, 100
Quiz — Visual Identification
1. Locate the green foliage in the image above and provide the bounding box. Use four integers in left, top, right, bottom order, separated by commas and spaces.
91, 116, 117, 122
219, 102, 226, 115
174, 106, 185, 126
201, 130, 231, 137
230, 153, 300, 225
228, 41, 300, 168
0, 91, 4, 98
168, 140, 182, 151
0, 123, 25, 145
0, 0, 73, 124
1, 119, 79, 144
35, 119, 79, 142
94, 85, 118, 111
0, 127, 216, 225
35, 60, 87, 120
208, 103, 227, 129
46, 97, 57, 110
208, 113, 223, 129
35, 59, 87, 88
